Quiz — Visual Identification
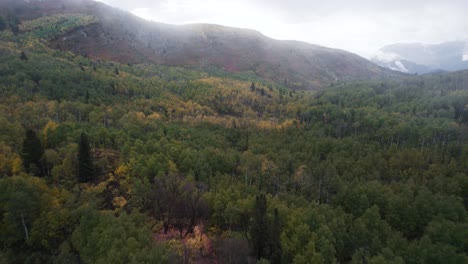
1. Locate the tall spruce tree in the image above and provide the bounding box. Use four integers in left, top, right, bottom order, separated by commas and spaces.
8, 14, 20, 35
20, 51, 28, 61
78, 132, 94, 183
269, 208, 282, 264
21, 129, 44, 176
250, 194, 268, 260
0, 16, 6, 31
250, 82, 256, 91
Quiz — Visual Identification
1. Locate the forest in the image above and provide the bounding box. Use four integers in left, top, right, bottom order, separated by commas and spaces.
0, 7, 467, 264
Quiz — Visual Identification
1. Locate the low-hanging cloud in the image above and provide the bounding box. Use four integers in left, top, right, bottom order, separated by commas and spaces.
96, 0, 468, 58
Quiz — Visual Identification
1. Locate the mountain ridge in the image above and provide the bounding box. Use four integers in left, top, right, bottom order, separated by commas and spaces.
372, 41, 468, 74
1, 0, 400, 90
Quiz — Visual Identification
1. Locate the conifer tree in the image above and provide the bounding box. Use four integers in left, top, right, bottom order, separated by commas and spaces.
85, 90, 90, 104
0, 16, 6, 31
8, 14, 20, 35
21, 129, 44, 176
78, 132, 94, 183
250, 194, 268, 260
250, 82, 256, 91
20, 51, 28, 61
269, 208, 282, 264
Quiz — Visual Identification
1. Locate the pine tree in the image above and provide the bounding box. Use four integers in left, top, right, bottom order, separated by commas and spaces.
21, 129, 44, 176
250, 194, 268, 260
250, 82, 256, 91
8, 14, 20, 35
78, 132, 94, 183
0, 16, 6, 31
269, 208, 282, 264
20, 51, 28, 61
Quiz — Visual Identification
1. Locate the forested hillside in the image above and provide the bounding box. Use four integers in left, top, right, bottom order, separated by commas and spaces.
0, 0, 399, 90
0, 1, 467, 264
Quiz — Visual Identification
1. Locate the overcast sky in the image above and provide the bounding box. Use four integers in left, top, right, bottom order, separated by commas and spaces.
95, 0, 468, 58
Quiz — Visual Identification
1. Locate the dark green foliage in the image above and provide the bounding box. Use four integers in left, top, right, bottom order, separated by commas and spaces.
20, 51, 28, 61
77, 132, 94, 183
73, 210, 172, 263
226, 127, 241, 148
85, 90, 90, 104
0, 176, 73, 263
250, 198, 282, 263
250, 194, 268, 260
269, 208, 282, 264
21, 129, 44, 176
8, 14, 20, 35
0, 11, 466, 263
0, 16, 6, 31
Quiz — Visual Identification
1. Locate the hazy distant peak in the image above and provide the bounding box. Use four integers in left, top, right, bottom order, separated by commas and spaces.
381, 41, 464, 65
372, 41, 468, 74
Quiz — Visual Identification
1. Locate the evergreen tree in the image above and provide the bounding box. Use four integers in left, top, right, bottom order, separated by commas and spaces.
21, 129, 44, 176
0, 16, 6, 31
250, 82, 256, 91
20, 51, 28, 61
7, 14, 20, 35
269, 208, 282, 264
260, 88, 265, 96
85, 90, 90, 104
250, 194, 268, 260
78, 132, 94, 183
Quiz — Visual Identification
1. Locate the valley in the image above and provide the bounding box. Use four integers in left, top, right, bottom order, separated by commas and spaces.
0, 0, 467, 263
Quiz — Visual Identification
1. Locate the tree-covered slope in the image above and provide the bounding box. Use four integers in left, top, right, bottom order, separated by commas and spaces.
0, 2, 467, 264
1, 0, 400, 90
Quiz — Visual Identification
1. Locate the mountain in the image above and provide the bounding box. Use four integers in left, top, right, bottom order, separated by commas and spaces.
372, 41, 468, 74
1, 0, 468, 263
0, 0, 398, 90
374, 59, 440, 75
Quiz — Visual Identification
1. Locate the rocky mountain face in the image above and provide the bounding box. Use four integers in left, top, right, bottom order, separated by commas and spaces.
2, 0, 399, 89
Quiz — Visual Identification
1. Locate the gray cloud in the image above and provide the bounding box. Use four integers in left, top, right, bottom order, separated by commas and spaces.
97, 0, 163, 10
96, 0, 468, 57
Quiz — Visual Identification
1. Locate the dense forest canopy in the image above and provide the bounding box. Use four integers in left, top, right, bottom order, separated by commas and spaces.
0, 2, 467, 264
